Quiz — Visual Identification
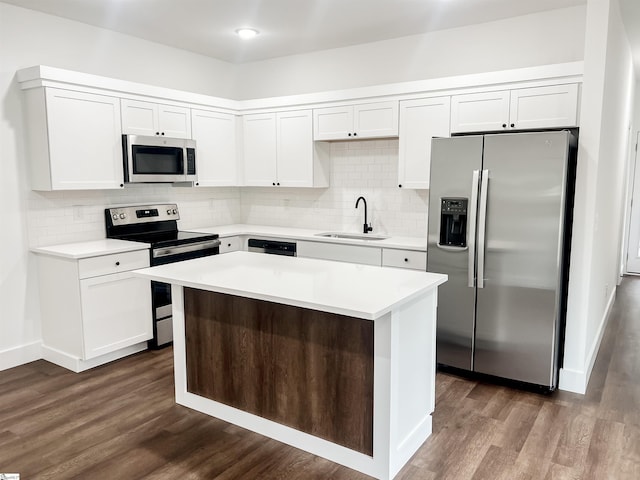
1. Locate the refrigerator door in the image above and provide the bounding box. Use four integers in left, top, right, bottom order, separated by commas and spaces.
474, 131, 571, 387
428, 136, 483, 370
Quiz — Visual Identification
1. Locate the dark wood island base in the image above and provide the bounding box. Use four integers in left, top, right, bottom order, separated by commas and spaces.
184, 287, 374, 455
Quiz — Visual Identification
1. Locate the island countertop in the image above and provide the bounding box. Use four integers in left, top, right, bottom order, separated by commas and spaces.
133, 251, 447, 320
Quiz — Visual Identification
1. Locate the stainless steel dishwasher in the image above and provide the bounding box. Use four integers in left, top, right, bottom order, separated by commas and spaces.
247, 238, 297, 256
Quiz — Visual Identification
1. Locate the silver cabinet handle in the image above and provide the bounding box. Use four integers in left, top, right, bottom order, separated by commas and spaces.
468, 170, 480, 287
477, 169, 489, 289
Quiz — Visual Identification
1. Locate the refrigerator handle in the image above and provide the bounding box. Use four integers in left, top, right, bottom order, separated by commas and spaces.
477, 169, 489, 289
468, 170, 480, 288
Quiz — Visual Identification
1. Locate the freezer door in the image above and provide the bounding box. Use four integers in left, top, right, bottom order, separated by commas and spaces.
428, 136, 483, 370
474, 131, 571, 387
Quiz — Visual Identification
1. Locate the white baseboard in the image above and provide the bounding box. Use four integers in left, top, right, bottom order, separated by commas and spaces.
559, 286, 617, 394
42, 342, 148, 372
0, 341, 42, 371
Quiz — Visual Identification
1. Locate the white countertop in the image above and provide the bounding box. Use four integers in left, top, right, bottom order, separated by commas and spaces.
188, 224, 427, 251
133, 251, 446, 320
31, 239, 149, 259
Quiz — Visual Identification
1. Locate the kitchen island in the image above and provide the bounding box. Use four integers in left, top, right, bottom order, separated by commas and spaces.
134, 251, 447, 480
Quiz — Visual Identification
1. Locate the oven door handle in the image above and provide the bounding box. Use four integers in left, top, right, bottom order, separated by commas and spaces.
152, 239, 221, 259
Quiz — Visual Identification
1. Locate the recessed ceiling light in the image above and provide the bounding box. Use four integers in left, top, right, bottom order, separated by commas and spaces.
236, 28, 259, 40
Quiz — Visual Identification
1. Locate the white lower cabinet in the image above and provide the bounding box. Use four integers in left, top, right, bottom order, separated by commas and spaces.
36, 249, 152, 372
382, 248, 427, 271
297, 241, 382, 266
297, 240, 426, 271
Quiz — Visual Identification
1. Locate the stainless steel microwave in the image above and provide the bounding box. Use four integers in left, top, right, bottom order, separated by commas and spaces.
123, 134, 197, 183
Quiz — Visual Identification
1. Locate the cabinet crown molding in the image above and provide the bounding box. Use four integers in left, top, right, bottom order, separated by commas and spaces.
17, 62, 584, 115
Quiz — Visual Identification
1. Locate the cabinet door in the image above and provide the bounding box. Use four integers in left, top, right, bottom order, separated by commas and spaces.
45, 88, 124, 190
354, 101, 399, 138
243, 113, 277, 186
276, 110, 314, 187
80, 272, 152, 360
297, 241, 382, 266
398, 97, 450, 189
121, 99, 158, 136
192, 109, 238, 186
450, 90, 510, 133
158, 104, 192, 138
509, 84, 579, 130
313, 106, 353, 140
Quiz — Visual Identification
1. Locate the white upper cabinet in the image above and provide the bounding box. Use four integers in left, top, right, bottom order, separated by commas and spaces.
450, 84, 579, 133
121, 99, 191, 138
242, 113, 278, 186
398, 97, 451, 189
191, 109, 238, 187
313, 101, 399, 140
23, 87, 125, 191
243, 110, 329, 187
277, 110, 316, 187
508, 84, 579, 130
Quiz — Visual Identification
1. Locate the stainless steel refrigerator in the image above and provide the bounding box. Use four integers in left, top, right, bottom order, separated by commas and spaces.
427, 131, 577, 390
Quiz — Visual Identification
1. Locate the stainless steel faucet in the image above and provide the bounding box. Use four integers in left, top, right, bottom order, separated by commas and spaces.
355, 196, 373, 234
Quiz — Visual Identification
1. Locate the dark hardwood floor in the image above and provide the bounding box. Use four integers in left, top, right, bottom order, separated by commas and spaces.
1, 276, 639, 479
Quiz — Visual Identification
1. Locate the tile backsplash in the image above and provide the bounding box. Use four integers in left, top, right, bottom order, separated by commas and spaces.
241, 140, 428, 236
27, 139, 428, 247
27, 186, 241, 247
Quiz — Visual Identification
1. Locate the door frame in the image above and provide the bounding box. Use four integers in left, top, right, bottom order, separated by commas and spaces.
626, 131, 640, 275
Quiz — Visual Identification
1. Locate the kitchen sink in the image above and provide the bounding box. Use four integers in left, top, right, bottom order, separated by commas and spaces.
315, 232, 389, 241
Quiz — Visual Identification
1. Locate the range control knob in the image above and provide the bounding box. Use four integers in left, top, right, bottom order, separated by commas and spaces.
167, 209, 172, 215
119, 213, 126, 219
172, 208, 178, 214
112, 214, 119, 220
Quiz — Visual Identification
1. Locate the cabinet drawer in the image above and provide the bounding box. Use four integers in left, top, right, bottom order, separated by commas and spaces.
297, 241, 381, 266
382, 249, 427, 271
78, 249, 149, 279
220, 236, 243, 254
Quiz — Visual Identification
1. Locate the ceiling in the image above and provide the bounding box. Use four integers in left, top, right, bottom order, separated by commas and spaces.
1, 0, 639, 72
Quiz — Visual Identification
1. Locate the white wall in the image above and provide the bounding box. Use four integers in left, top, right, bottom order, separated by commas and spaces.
234, 6, 587, 99
560, 0, 636, 393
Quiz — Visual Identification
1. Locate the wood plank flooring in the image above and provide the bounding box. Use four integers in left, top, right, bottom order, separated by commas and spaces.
1, 276, 639, 479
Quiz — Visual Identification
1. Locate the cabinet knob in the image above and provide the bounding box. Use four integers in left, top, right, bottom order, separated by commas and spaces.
404, 258, 409, 262
353, 132, 357, 136
272, 182, 276, 186
119, 184, 124, 188
161, 132, 165, 136
398, 184, 402, 188
156, 132, 160, 135
115, 261, 120, 266
510, 123, 515, 128
195, 182, 199, 186
277, 182, 280, 186
502, 124, 507, 128
348, 133, 352, 136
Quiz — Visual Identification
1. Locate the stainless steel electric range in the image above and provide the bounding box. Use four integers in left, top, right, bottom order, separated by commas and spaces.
105, 204, 220, 348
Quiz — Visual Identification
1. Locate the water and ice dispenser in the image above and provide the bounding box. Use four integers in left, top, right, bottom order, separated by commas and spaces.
439, 198, 468, 247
